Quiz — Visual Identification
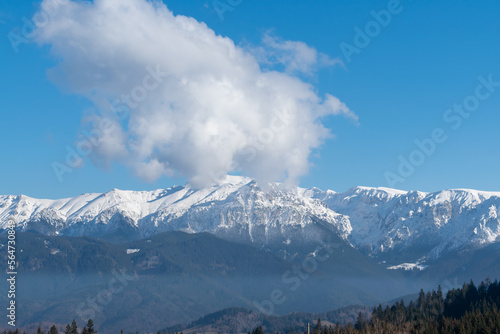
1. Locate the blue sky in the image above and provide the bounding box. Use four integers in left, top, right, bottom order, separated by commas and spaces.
1, 0, 500, 199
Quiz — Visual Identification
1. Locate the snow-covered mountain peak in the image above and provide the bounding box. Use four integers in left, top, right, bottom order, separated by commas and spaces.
343, 186, 408, 199
434, 188, 500, 205
300, 186, 333, 199
186, 175, 253, 190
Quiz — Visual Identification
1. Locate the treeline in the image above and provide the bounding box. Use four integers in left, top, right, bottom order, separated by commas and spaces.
264, 278, 500, 334
1, 319, 96, 334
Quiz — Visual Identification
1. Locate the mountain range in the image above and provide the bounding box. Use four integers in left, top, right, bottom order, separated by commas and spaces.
2, 176, 500, 267
2, 176, 500, 333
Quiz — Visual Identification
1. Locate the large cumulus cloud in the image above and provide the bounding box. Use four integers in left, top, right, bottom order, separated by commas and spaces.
36, 0, 357, 187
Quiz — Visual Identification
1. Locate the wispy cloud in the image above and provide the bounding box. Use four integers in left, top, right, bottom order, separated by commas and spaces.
253, 33, 343, 76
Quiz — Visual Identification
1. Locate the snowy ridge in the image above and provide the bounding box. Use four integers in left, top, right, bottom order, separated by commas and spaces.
1, 177, 500, 262
313, 186, 500, 259
0, 176, 351, 246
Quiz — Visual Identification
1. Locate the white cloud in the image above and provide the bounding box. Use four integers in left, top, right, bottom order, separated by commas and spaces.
323, 94, 359, 124
254, 33, 343, 75
35, 0, 357, 187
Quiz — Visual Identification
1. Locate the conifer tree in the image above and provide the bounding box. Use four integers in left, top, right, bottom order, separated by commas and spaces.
252, 326, 264, 334
417, 289, 425, 310
49, 325, 59, 334
313, 318, 322, 334
86, 319, 95, 334
71, 320, 78, 334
